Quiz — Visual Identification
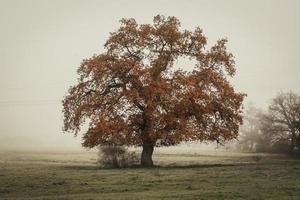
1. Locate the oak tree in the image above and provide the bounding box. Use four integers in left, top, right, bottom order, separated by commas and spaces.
63, 15, 245, 166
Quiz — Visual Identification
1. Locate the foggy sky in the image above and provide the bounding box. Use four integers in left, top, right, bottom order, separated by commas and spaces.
0, 0, 299, 151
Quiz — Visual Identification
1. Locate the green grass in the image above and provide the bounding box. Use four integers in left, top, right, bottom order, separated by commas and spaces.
0, 151, 300, 199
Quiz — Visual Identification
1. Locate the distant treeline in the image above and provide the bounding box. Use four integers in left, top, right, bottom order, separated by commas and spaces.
236, 92, 300, 156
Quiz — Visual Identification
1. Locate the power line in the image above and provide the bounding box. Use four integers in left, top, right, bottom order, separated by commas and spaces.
0, 99, 61, 107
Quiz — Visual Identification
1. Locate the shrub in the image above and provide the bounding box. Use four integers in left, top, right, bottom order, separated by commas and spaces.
97, 145, 139, 168
251, 155, 263, 163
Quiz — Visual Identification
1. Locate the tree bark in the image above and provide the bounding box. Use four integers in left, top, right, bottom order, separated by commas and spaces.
141, 144, 154, 167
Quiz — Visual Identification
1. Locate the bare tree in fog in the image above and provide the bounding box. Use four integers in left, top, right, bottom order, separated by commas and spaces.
238, 92, 300, 155
267, 92, 300, 155
237, 105, 263, 152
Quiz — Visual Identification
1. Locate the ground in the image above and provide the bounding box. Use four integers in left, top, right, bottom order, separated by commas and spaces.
0, 149, 300, 200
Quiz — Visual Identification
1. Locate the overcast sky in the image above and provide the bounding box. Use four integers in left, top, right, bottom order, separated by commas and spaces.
0, 0, 299, 151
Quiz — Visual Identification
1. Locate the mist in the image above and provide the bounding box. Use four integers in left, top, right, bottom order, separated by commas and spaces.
0, 0, 299, 151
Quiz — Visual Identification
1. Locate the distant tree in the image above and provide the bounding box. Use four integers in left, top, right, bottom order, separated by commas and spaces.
62, 15, 245, 167
254, 112, 288, 153
267, 92, 300, 155
238, 92, 300, 155
237, 105, 263, 151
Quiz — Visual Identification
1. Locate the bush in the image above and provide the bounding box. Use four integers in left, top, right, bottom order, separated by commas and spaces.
251, 155, 263, 163
97, 145, 139, 168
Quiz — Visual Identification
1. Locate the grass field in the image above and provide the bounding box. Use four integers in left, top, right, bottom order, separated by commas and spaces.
0, 150, 300, 199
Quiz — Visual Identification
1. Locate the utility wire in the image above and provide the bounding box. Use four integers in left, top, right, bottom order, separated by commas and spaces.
0, 99, 61, 107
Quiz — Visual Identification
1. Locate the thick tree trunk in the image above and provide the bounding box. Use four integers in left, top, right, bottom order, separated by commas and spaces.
141, 145, 154, 167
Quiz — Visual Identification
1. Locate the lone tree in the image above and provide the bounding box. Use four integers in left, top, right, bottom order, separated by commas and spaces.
63, 15, 245, 167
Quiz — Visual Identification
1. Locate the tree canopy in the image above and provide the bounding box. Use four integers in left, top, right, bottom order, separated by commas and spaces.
62, 15, 245, 166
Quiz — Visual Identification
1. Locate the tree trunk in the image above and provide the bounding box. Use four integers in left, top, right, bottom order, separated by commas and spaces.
141, 145, 154, 167
290, 133, 295, 156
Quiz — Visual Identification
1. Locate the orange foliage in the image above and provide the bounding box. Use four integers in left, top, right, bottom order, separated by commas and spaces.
62, 15, 246, 148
